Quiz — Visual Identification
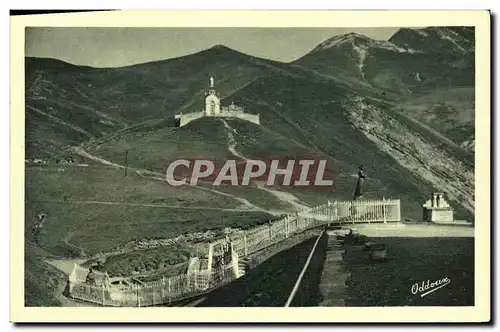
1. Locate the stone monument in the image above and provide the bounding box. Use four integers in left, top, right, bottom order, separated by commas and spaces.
422, 192, 454, 223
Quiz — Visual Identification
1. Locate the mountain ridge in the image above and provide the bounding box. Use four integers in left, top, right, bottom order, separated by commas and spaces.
24, 27, 476, 220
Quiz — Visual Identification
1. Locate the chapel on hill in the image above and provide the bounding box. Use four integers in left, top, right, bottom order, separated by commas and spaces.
174, 76, 260, 127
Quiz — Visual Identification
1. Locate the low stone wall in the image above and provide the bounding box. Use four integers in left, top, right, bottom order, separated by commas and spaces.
230, 113, 260, 126
176, 111, 260, 127
245, 228, 322, 270
178, 112, 205, 127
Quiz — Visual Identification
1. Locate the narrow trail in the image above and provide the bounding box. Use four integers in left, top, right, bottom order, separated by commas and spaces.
72, 146, 269, 213
219, 119, 310, 212
220, 119, 246, 159
256, 184, 309, 211
63, 231, 86, 257
73, 85, 128, 127
27, 105, 94, 138
36, 198, 263, 213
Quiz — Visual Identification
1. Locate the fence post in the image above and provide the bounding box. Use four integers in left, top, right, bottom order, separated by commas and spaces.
351, 201, 354, 224
153, 286, 156, 306
383, 197, 386, 223
161, 276, 165, 301
269, 223, 272, 241
331, 201, 334, 222
285, 216, 289, 238
368, 201, 371, 224
102, 285, 105, 306
137, 284, 140, 307
168, 278, 171, 304
243, 232, 248, 257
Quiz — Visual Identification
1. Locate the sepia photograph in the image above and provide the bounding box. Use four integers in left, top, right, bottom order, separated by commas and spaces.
10, 10, 491, 323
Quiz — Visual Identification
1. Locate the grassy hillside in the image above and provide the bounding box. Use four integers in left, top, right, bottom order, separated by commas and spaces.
24, 242, 66, 306
228, 76, 459, 219
76, 72, 473, 220
26, 164, 276, 256
293, 27, 475, 163
393, 87, 475, 152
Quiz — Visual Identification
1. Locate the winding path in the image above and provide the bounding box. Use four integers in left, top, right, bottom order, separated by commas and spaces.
37, 198, 265, 213
72, 146, 269, 213
219, 119, 310, 212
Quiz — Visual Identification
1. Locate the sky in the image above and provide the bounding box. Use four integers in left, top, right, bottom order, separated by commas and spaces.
25, 27, 399, 68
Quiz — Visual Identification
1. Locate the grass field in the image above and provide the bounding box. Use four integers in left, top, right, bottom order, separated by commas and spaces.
25, 164, 273, 256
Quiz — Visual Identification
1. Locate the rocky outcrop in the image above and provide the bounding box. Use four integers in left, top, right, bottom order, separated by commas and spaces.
341, 95, 474, 215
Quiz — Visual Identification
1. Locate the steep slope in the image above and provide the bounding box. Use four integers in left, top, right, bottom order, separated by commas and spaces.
294, 27, 475, 152
227, 75, 473, 220
295, 27, 474, 95
294, 32, 419, 80
388, 27, 475, 151
25, 33, 476, 219
389, 27, 475, 55
341, 94, 474, 215
25, 46, 284, 159
81, 72, 473, 222
26, 44, 389, 161
393, 87, 475, 153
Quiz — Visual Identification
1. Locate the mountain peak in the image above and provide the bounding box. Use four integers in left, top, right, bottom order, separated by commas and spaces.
208, 44, 234, 51
313, 32, 371, 50
389, 27, 474, 54
307, 31, 417, 57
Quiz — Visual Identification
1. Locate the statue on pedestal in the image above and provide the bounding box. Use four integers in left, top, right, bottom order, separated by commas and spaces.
353, 164, 365, 201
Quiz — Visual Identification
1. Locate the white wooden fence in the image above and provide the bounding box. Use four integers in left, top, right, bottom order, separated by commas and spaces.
68, 198, 400, 306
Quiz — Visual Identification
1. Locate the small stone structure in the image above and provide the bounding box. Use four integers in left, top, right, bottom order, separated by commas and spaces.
174, 76, 260, 127
422, 193, 454, 223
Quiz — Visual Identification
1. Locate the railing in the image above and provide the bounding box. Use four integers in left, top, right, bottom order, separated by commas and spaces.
329, 198, 401, 224
68, 198, 400, 306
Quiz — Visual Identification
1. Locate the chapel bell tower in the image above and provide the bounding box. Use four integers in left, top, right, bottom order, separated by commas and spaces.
205, 76, 221, 115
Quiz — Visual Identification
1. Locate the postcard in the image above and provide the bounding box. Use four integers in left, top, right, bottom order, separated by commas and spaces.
10, 10, 490, 323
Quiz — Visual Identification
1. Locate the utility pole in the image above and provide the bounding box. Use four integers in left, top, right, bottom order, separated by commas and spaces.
123, 149, 129, 177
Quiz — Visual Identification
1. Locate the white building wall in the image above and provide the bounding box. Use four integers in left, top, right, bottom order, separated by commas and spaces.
205, 94, 221, 115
